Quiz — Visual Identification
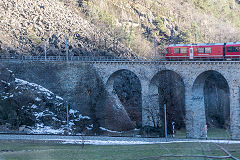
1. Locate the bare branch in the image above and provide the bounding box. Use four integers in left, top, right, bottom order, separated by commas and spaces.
215, 144, 239, 160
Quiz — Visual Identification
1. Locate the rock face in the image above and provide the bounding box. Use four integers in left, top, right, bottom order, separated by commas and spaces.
0, 65, 93, 134
0, 0, 133, 57
104, 91, 135, 131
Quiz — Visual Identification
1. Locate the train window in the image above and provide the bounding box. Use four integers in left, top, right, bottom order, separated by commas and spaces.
166, 48, 171, 54
227, 47, 232, 52
198, 48, 204, 53
227, 46, 239, 52
180, 48, 187, 53
173, 48, 180, 54
198, 47, 211, 53
233, 46, 239, 52
205, 47, 211, 53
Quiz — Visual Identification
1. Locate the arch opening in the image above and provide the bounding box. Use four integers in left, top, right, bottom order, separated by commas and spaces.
192, 70, 230, 138
149, 70, 185, 137
105, 69, 142, 131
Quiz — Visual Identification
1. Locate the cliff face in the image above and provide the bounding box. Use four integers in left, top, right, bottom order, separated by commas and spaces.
1, 0, 240, 58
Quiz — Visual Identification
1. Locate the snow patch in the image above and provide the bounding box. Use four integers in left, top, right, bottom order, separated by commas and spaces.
56, 96, 63, 100
69, 122, 75, 127
69, 109, 90, 120
15, 78, 53, 97
1, 96, 8, 99
34, 112, 44, 118
86, 127, 93, 130
31, 126, 64, 134
69, 109, 78, 115
31, 104, 37, 109
35, 97, 41, 101
7, 68, 13, 73
60, 139, 240, 145
100, 127, 122, 133
78, 114, 90, 120
1, 80, 10, 86
62, 140, 155, 145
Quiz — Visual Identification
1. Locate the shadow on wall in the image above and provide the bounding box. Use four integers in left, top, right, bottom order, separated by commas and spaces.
148, 70, 186, 135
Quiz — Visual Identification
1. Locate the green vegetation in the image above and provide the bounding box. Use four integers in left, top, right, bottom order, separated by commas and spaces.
207, 128, 231, 139
191, 22, 203, 43
0, 140, 239, 160
193, 0, 212, 11
92, 5, 115, 27
178, 30, 192, 44
192, 0, 240, 27
29, 34, 42, 44
125, 26, 135, 48
175, 128, 231, 139
156, 16, 168, 34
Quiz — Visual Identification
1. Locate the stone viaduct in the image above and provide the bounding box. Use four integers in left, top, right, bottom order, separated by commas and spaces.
1, 60, 240, 139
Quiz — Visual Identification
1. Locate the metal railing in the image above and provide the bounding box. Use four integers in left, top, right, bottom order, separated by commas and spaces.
1, 55, 240, 63
0, 55, 162, 63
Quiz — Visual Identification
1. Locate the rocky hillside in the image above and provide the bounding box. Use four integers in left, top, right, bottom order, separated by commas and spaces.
1, 0, 240, 58
0, 0, 133, 58
0, 65, 94, 134
85, 0, 240, 56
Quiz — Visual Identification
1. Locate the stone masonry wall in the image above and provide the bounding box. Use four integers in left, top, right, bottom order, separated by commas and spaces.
1, 61, 240, 139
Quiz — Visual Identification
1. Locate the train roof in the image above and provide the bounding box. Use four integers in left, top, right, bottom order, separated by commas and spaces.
168, 44, 195, 47
168, 41, 240, 47
226, 41, 240, 45
168, 43, 224, 47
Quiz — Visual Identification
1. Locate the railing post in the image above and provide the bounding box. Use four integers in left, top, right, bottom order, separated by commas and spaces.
154, 36, 156, 63
44, 42, 47, 61
65, 35, 69, 62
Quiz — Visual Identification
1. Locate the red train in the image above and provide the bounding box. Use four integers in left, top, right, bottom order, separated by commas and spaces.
165, 42, 240, 60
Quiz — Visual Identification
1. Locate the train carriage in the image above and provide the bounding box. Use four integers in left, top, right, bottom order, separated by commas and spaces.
166, 44, 192, 60
194, 43, 224, 59
225, 42, 240, 59
166, 42, 240, 60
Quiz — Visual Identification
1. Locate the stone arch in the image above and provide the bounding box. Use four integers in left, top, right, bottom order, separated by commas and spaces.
104, 69, 142, 131
148, 70, 185, 136
191, 70, 230, 138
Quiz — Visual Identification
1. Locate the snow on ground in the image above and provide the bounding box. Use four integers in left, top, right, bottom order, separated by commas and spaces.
0, 135, 240, 146
58, 139, 240, 145
61, 139, 240, 145
31, 104, 37, 109
69, 109, 78, 115
69, 109, 91, 120
30, 125, 64, 134
56, 96, 63, 100
15, 78, 63, 100
1, 80, 10, 86
61, 140, 155, 145
15, 78, 53, 97
35, 97, 41, 101
99, 127, 122, 133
